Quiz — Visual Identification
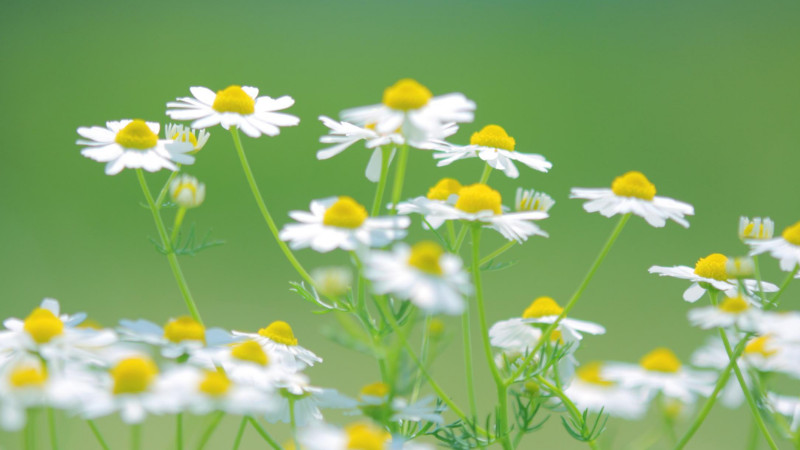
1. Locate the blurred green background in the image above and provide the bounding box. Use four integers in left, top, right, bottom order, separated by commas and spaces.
2, 0, 800, 448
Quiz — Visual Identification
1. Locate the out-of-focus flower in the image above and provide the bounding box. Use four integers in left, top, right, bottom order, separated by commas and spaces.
170, 174, 206, 208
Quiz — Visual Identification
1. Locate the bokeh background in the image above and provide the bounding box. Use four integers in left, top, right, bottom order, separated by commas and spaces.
2, 0, 800, 448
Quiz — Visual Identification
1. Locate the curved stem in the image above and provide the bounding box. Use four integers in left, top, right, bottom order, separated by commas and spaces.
370, 146, 392, 216
389, 143, 409, 215
247, 417, 282, 450
87, 420, 110, 450
196, 412, 224, 450
232, 417, 247, 450
479, 241, 516, 267
229, 128, 313, 286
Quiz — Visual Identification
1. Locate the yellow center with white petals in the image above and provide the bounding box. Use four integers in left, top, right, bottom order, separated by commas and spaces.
455, 184, 502, 215
322, 196, 368, 229
719, 296, 749, 314
23, 308, 64, 344
427, 178, 463, 201
745, 336, 776, 358
693, 253, 729, 281
10, 365, 47, 388
470, 125, 516, 151
382, 79, 432, 111
522, 297, 563, 318
231, 341, 269, 366
359, 381, 389, 398
163, 316, 206, 344
111, 357, 158, 395
114, 120, 158, 150
345, 423, 391, 450
782, 221, 800, 246
639, 348, 681, 373
172, 130, 198, 147
576, 362, 614, 387
172, 180, 198, 200
407, 241, 445, 275
212, 85, 255, 114
258, 321, 298, 346
611, 171, 656, 200
199, 371, 231, 397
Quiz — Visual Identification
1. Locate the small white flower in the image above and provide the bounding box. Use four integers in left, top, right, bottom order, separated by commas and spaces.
748, 220, 800, 272
266, 376, 352, 426
739, 216, 774, 241
311, 266, 353, 298
299, 421, 432, 450
687, 295, 763, 331
563, 362, 649, 420
570, 171, 694, 228
169, 174, 206, 208
77, 120, 195, 175
515, 188, 555, 213
190, 340, 292, 391
231, 320, 322, 371
279, 196, 409, 253
166, 85, 299, 138
396, 178, 463, 229
164, 123, 210, 152
117, 317, 238, 359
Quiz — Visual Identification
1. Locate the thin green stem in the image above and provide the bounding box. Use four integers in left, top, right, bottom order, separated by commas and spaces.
47, 407, 58, 450
155, 169, 181, 210
446, 221, 457, 248
232, 417, 247, 450
132, 423, 142, 450
479, 163, 492, 184
196, 412, 224, 450
389, 143, 410, 215
410, 316, 433, 406
538, 377, 599, 449
479, 241, 516, 267
461, 302, 478, 420
136, 169, 203, 325
177, 413, 184, 450
87, 420, 110, 450
767, 264, 799, 310
752, 255, 768, 304
170, 207, 187, 247
370, 146, 392, 216
247, 417, 282, 450
454, 224, 469, 252
229, 127, 313, 286
289, 398, 298, 447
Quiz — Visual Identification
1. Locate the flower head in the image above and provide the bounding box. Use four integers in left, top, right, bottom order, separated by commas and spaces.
748, 220, 800, 272
170, 174, 206, 208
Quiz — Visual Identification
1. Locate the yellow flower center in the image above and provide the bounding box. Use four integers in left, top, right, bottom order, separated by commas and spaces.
470, 125, 516, 151
172, 130, 198, 147
549, 329, 564, 344
426, 178, 463, 201
522, 297, 564, 318
576, 362, 614, 387
23, 308, 64, 344
427, 318, 445, 339
407, 241, 445, 275
111, 357, 158, 395
345, 423, 391, 450
782, 221, 800, 246
231, 341, 269, 366
745, 336, 776, 358
258, 321, 298, 346
719, 296, 749, 314
9, 365, 47, 388
322, 196, 368, 229
382, 78, 432, 111
454, 184, 502, 215
611, 171, 657, 200
114, 120, 159, 150
639, 348, 681, 373
693, 253, 729, 281
199, 371, 231, 397
359, 381, 390, 398
163, 316, 206, 344
211, 85, 255, 114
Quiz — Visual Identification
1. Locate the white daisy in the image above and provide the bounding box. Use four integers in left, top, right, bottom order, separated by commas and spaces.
515, 188, 555, 213
77, 120, 195, 175
740, 335, 800, 376
756, 311, 800, 343
490, 297, 605, 348
190, 340, 292, 391
429, 125, 552, 178
570, 171, 694, 228
563, 362, 649, 420
279, 196, 409, 253
164, 123, 210, 152
363, 241, 471, 315
748, 220, 800, 272
299, 421, 432, 450
396, 178, 464, 230
648, 253, 778, 303
231, 320, 322, 371
117, 316, 238, 359
687, 295, 763, 331
166, 85, 299, 138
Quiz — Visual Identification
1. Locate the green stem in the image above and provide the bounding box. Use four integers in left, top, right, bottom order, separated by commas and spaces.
170, 207, 187, 247
87, 420, 110, 450
767, 264, 799, 310
136, 169, 203, 325
389, 143, 409, 215
47, 407, 58, 450
479, 163, 492, 184
132, 423, 142, 450
479, 241, 516, 267
196, 412, 224, 450
508, 214, 630, 384
155, 169, 181, 210
289, 398, 298, 447
461, 301, 478, 420
446, 221, 457, 249
454, 224, 469, 252
229, 127, 314, 286
370, 146, 392, 216
232, 417, 247, 450
177, 413, 184, 450
247, 417, 282, 450
746, 418, 760, 450
409, 316, 432, 405
538, 377, 599, 449
752, 255, 768, 304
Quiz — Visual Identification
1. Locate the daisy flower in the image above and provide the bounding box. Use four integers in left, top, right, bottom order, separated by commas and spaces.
279, 196, 409, 253
739, 216, 774, 241
363, 241, 471, 315
231, 320, 322, 371
563, 362, 649, 420
166, 85, 299, 138
354, 382, 443, 425
687, 295, 763, 331
748, 220, 800, 272
430, 125, 552, 178
266, 375, 353, 426
570, 171, 694, 227
299, 421, 432, 450
396, 178, 464, 229
164, 123, 210, 152
117, 316, 238, 359
340, 78, 475, 144
515, 188, 555, 213
311, 266, 353, 298
190, 340, 292, 391
77, 120, 195, 175
648, 253, 778, 302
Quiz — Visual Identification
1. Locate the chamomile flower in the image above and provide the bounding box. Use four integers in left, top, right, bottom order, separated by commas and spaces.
515, 188, 555, 213
363, 241, 471, 315
170, 174, 206, 208
166, 85, 299, 138
396, 178, 463, 229
311, 266, 353, 298
341, 78, 475, 144
687, 295, 763, 331
563, 362, 649, 420
517, 297, 605, 344
164, 123, 210, 152
190, 340, 291, 391
279, 196, 410, 253
648, 253, 778, 303
570, 171, 694, 228
756, 311, 800, 343
299, 422, 433, 450
232, 320, 322, 371
77, 120, 195, 175
117, 316, 238, 359
430, 125, 552, 178
355, 382, 444, 425
748, 220, 800, 272
267, 375, 353, 426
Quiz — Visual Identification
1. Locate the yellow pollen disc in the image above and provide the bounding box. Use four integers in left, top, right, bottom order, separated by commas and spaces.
231, 341, 269, 366
693, 253, 729, 281
199, 371, 231, 397
611, 171, 657, 200
359, 381, 390, 398
470, 125, 516, 151
172, 131, 198, 147
549, 329, 563, 343
407, 241, 445, 275
114, 120, 159, 150
782, 221, 800, 246
23, 308, 64, 344
745, 336, 776, 358
258, 321, 298, 346
9, 365, 47, 388
454, 183, 502, 215
381, 78, 432, 111
639, 348, 681, 373
163, 316, 206, 344
345, 423, 391, 450
211, 85, 255, 114
522, 297, 564, 319
322, 196, 368, 229
576, 362, 614, 387
111, 357, 158, 395
426, 178, 463, 201
719, 296, 749, 314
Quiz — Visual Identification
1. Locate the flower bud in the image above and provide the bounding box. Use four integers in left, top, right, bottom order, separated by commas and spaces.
739, 216, 774, 241
169, 174, 206, 208
311, 267, 352, 298
515, 188, 554, 213
165, 123, 210, 152
725, 256, 755, 278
